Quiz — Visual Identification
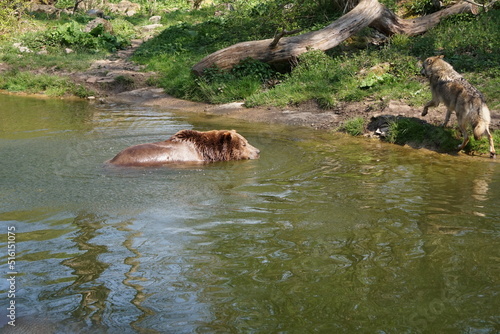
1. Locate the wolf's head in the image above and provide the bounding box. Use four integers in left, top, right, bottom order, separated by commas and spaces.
420, 55, 444, 77
421, 55, 461, 81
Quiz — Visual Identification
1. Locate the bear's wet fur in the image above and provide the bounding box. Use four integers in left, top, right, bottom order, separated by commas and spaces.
108, 129, 260, 167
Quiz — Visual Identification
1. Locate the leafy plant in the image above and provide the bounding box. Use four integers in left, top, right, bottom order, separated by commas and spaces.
359, 73, 395, 89
111, 18, 137, 40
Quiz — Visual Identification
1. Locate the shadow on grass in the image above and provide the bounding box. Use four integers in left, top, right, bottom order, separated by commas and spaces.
366, 115, 490, 156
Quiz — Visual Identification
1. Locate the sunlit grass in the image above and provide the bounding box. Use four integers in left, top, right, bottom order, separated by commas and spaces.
385, 117, 500, 156
0, 70, 92, 97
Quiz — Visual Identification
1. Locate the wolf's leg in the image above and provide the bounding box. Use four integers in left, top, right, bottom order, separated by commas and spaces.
422, 99, 438, 116
442, 108, 452, 127
485, 128, 496, 158
457, 122, 469, 151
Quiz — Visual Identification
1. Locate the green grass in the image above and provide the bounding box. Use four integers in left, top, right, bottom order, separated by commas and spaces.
245, 48, 425, 108
131, 5, 500, 111
340, 117, 366, 137
130, 1, 345, 102
467, 130, 500, 156
0, 70, 92, 97
2, 2, 498, 109
384, 117, 500, 156
385, 117, 459, 150
0, 45, 106, 71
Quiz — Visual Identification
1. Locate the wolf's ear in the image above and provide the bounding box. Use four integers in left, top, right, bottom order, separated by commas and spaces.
437, 55, 444, 59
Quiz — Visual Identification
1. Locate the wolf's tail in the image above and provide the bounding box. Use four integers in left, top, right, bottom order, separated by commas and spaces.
473, 104, 491, 140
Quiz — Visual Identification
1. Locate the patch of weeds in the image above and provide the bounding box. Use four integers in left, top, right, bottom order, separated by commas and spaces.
0, 0, 30, 38
402, 0, 439, 17
195, 75, 262, 104
340, 117, 365, 136
110, 18, 137, 41
72, 84, 94, 98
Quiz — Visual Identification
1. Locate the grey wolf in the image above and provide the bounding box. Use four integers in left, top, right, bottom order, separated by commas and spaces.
108, 129, 260, 166
421, 55, 496, 158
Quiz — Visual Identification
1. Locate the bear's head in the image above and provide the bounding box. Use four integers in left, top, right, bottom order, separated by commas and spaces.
172, 130, 260, 162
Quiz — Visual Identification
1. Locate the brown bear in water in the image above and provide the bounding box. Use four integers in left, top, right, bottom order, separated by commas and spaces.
108, 129, 260, 166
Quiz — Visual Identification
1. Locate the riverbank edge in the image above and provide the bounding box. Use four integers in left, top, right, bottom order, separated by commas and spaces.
3, 85, 499, 159
2, 33, 499, 157
105, 86, 500, 137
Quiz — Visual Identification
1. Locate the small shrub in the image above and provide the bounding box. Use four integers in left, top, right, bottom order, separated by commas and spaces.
111, 18, 137, 40
231, 57, 275, 80
386, 117, 430, 145
341, 117, 365, 136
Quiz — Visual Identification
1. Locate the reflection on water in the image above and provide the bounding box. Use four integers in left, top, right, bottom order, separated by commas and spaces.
0, 94, 499, 333
41, 213, 110, 330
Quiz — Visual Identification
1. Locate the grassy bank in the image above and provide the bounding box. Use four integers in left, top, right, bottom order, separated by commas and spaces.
0, 0, 499, 155
341, 115, 500, 156
131, 3, 500, 110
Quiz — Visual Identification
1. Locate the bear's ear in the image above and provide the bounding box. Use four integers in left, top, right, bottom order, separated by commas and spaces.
220, 131, 233, 144
170, 130, 199, 141
173, 130, 188, 139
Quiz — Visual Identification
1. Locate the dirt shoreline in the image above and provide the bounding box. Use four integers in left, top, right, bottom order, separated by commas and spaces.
104, 86, 500, 134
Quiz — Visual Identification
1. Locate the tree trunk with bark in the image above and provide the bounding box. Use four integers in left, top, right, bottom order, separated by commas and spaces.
192, 0, 478, 76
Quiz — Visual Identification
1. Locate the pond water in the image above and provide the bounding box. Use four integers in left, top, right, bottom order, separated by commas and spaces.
0, 94, 499, 333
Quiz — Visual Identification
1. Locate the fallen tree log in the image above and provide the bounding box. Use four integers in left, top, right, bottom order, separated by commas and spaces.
192, 0, 478, 75
370, 0, 478, 35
